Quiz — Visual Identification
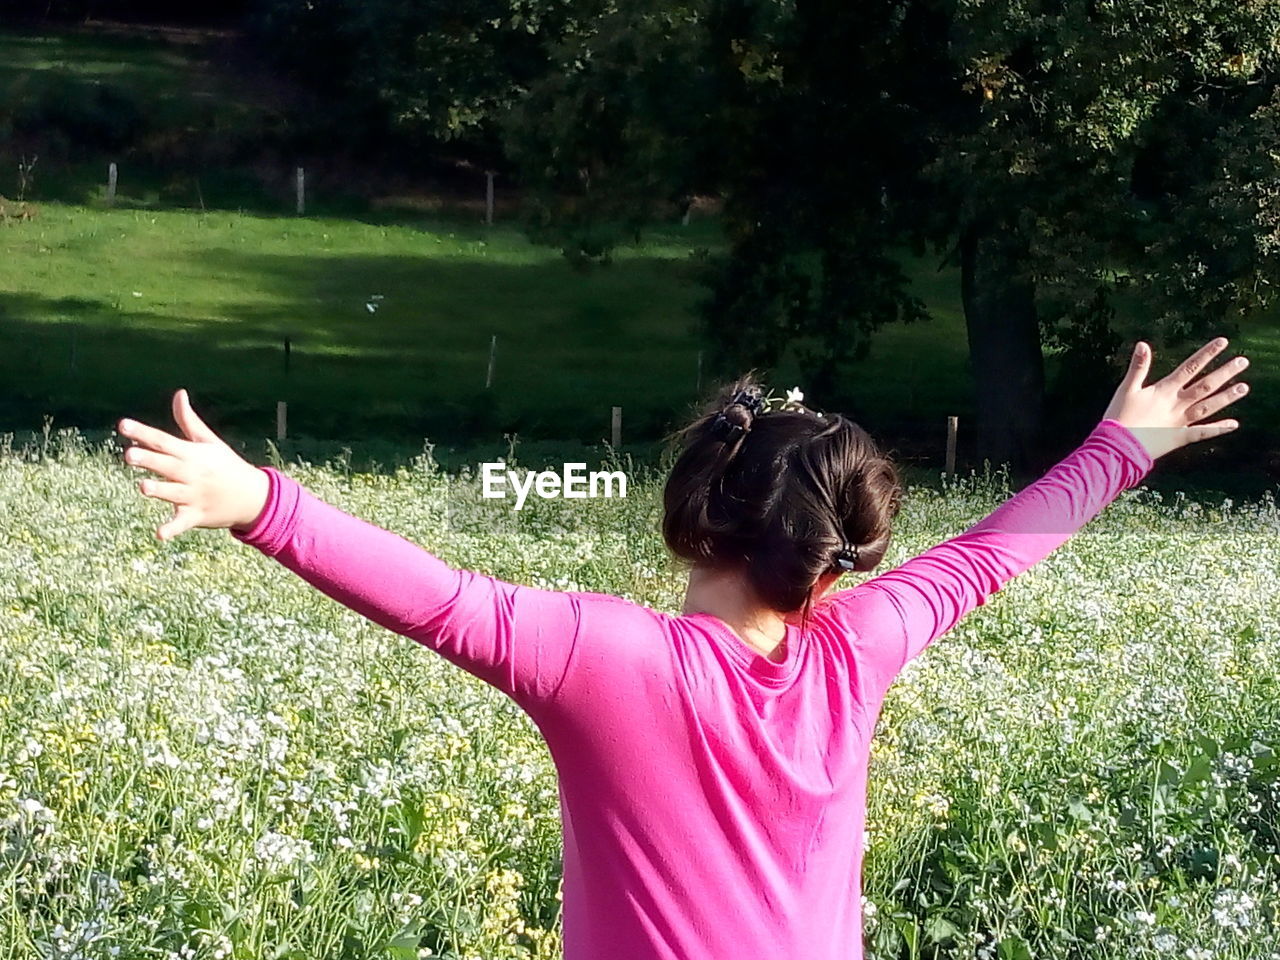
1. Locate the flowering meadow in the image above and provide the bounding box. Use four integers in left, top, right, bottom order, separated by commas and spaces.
2, 428, 1279, 960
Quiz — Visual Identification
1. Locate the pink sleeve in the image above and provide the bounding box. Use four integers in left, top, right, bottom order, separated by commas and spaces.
230, 467, 586, 719
818, 419, 1154, 708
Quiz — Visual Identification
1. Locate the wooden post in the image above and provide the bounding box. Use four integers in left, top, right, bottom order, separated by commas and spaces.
295, 167, 305, 216
277, 401, 288, 441
611, 406, 622, 448
485, 171, 495, 226
106, 162, 117, 205
283, 336, 291, 376
696, 350, 703, 393
485, 335, 497, 389
945, 416, 958, 475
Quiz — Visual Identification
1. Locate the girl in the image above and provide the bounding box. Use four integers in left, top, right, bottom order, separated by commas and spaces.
116, 337, 1249, 959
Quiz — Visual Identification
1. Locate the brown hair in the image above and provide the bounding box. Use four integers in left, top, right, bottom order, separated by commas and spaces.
662, 376, 903, 615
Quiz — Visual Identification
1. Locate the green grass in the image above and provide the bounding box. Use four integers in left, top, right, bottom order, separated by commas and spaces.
0, 23, 972, 458
0, 197, 980, 447
4, 198, 1277, 493
0, 23, 319, 215
0, 24, 285, 151
0, 205, 711, 441
0, 23, 1276, 492
2, 31, 201, 90
1, 432, 1278, 958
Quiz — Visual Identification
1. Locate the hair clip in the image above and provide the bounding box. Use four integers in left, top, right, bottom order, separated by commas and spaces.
833, 544, 859, 571
729, 389, 766, 417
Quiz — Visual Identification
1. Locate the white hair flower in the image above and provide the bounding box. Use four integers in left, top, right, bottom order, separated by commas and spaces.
754, 385, 817, 415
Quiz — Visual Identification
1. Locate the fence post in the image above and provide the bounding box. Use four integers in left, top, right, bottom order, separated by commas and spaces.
296, 167, 305, 215
106, 162, 117, 206
485, 171, 496, 226
611, 406, 622, 448
277, 402, 288, 441
945, 416, 958, 475
485, 335, 497, 389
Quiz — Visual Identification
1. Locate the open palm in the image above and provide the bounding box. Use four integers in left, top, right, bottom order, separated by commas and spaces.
117, 390, 269, 541
1103, 337, 1250, 460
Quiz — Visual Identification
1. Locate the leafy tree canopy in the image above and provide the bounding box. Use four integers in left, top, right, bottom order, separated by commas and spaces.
254, 0, 1280, 465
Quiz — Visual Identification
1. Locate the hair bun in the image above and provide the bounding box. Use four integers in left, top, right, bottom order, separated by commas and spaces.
723, 402, 754, 427
711, 388, 764, 441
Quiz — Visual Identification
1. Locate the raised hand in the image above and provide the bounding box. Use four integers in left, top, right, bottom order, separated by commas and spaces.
1103, 337, 1250, 460
117, 390, 270, 541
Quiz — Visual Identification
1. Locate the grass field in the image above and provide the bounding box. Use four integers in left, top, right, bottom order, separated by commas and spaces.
0, 196, 981, 452
0, 22, 1277, 487
0, 17, 972, 447
3, 198, 1277, 487
1, 431, 1277, 958
0, 23, 299, 208
0, 204, 716, 441
3, 20, 1280, 960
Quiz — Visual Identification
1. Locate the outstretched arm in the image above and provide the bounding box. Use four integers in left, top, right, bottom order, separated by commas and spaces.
116, 391, 583, 719
826, 418, 1151, 707
821, 337, 1250, 708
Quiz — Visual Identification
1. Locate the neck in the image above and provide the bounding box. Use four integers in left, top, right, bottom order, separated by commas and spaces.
681, 566, 789, 656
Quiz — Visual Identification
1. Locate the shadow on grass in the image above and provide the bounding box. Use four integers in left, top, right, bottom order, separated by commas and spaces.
0, 248, 711, 450
2, 247, 1276, 498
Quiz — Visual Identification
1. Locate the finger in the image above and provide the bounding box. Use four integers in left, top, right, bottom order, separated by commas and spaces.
157, 504, 201, 542
123, 445, 188, 481
173, 389, 222, 445
1178, 354, 1249, 404
1185, 419, 1241, 444
139, 478, 194, 505
1119, 340, 1152, 392
1183, 381, 1249, 425
117, 418, 188, 457
1159, 336, 1229, 391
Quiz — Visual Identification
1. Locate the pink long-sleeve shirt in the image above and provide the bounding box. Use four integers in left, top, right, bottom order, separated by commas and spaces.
231, 419, 1153, 959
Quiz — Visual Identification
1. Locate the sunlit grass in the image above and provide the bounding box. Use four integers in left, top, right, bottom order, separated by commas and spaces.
1, 430, 1277, 958
0, 201, 979, 450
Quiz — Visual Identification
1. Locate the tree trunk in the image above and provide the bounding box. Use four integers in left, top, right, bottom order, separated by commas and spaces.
959, 225, 1045, 475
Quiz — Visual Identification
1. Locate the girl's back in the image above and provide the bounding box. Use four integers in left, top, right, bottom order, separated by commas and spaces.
227, 415, 1149, 958
116, 337, 1247, 957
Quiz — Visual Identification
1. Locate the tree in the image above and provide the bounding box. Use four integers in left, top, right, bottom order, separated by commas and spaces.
251, 0, 592, 165
505, 0, 1280, 470
937, 0, 1280, 466
506, 0, 936, 400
